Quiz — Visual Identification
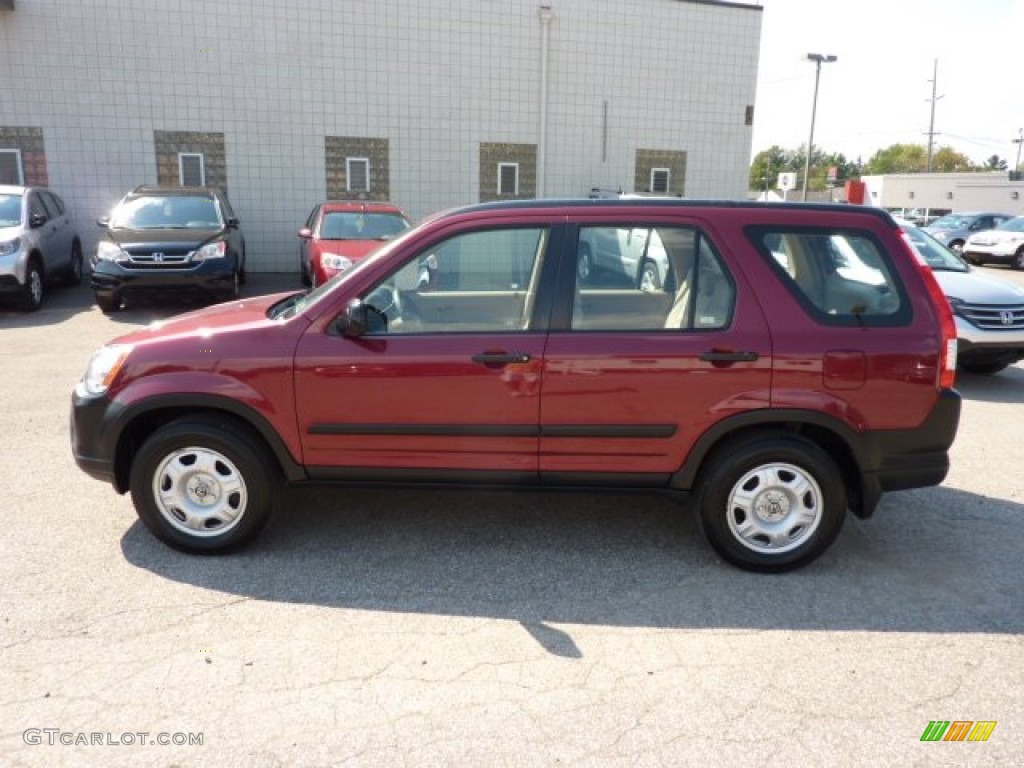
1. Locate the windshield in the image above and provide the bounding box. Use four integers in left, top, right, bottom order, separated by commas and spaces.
0, 194, 22, 227
900, 224, 969, 272
928, 214, 973, 230
996, 217, 1024, 233
269, 225, 420, 320
110, 195, 223, 229
320, 211, 410, 240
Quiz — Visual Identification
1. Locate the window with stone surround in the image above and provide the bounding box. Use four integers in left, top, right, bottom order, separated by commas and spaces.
0, 127, 48, 186
479, 143, 536, 203
155, 131, 226, 193
635, 149, 686, 197
326, 137, 389, 200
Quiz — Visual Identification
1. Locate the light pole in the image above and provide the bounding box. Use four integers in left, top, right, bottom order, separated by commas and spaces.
802, 53, 837, 202
1014, 128, 1023, 174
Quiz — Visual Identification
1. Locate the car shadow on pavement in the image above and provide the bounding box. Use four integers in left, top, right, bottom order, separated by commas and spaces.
0, 282, 95, 327
120, 483, 1023, 655
956, 364, 1024, 403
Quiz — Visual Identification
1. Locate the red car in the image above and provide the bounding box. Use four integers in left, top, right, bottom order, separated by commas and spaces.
298, 201, 411, 287
71, 200, 960, 572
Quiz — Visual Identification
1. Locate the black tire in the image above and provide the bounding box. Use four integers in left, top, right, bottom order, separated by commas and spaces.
638, 259, 661, 292
1014, 248, 1024, 270
129, 416, 278, 554
696, 435, 847, 573
64, 241, 84, 286
96, 294, 120, 313
238, 249, 247, 285
20, 259, 44, 311
949, 240, 964, 255
577, 242, 592, 284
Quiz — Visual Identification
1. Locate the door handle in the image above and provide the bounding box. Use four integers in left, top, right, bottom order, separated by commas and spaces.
699, 350, 759, 363
472, 352, 532, 366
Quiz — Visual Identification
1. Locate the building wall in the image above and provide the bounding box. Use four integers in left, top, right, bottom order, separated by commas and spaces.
862, 173, 1024, 216
0, 0, 762, 271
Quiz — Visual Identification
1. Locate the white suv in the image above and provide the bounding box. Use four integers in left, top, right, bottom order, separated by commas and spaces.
0, 185, 83, 311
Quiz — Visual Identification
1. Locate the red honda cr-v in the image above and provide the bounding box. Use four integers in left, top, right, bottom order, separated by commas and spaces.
71, 200, 961, 572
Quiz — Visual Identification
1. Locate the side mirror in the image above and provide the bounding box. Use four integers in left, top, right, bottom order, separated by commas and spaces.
332, 298, 388, 337
96, 216, 110, 228
297, 227, 313, 239
226, 217, 240, 229
333, 299, 369, 338
29, 213, 47, 229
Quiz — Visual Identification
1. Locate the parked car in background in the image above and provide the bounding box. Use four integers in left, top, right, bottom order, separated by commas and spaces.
71, 200, 961, 573
90, 186, 246, 313
901, 223, 1024, 374
298, 201, 411, 287
577, 225, 671, 290
0, 184, 83, 311
961, 216, 1024, 269
923, 211, 1013, 254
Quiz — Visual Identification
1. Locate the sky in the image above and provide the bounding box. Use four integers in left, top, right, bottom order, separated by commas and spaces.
751, 0, 1024, 166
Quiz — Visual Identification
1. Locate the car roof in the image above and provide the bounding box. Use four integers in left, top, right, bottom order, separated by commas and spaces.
436, 198, 900, 223
319, 201, 406, 214
127, 185, 222, 197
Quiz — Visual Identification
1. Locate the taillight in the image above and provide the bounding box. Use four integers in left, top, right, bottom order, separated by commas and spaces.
900, 230, 956, 388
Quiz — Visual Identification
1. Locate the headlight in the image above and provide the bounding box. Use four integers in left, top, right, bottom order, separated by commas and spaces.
76, 344, 132, 397
192, 241, 227, 260
0, 237, 21, 257
96, 241, 127, 261
321, 254, 354, 271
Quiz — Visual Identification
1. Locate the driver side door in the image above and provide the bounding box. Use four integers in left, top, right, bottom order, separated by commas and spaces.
293, 223, 556, 480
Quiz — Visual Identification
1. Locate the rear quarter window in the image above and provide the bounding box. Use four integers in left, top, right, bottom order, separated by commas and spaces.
749, 227, 911, 327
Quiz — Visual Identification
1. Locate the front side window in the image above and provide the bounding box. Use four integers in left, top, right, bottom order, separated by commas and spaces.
572, 225, 734, 331
753, 228, 907, 325
359, 227, 548, 334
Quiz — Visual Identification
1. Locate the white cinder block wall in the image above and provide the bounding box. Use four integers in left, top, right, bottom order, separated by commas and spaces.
0, 0, 762, 271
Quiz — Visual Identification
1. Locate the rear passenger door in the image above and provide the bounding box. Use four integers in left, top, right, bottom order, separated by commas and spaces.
539, 218, 773, 483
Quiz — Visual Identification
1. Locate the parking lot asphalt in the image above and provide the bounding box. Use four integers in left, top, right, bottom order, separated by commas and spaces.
1, 272, 1022, 767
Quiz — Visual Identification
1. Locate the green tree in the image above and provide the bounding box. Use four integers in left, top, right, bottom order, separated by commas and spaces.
864, 144, 928, 174
982, 154, 1008, 171
749, 145, 793, 191
932, 146, 975, 172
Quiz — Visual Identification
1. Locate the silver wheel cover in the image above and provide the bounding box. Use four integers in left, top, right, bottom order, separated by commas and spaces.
152, 446, 248, 537
725, 462, 823, 554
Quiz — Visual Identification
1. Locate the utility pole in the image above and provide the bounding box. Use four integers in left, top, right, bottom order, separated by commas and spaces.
1014, 128, 1023, 174
802, 53, 837, 201
925, 59, 943, 172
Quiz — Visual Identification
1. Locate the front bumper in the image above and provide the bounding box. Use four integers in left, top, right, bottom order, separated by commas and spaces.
90, 256, 237, 303
0, 250, 26, 292
962, 243, 1021, 263
70, 388, 117, 486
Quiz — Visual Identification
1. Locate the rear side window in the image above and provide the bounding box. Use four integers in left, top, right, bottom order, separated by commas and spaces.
572, 225, 734, 331
751, 228, 909, 326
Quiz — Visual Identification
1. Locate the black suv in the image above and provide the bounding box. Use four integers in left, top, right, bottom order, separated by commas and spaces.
91, 186, 246, 312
